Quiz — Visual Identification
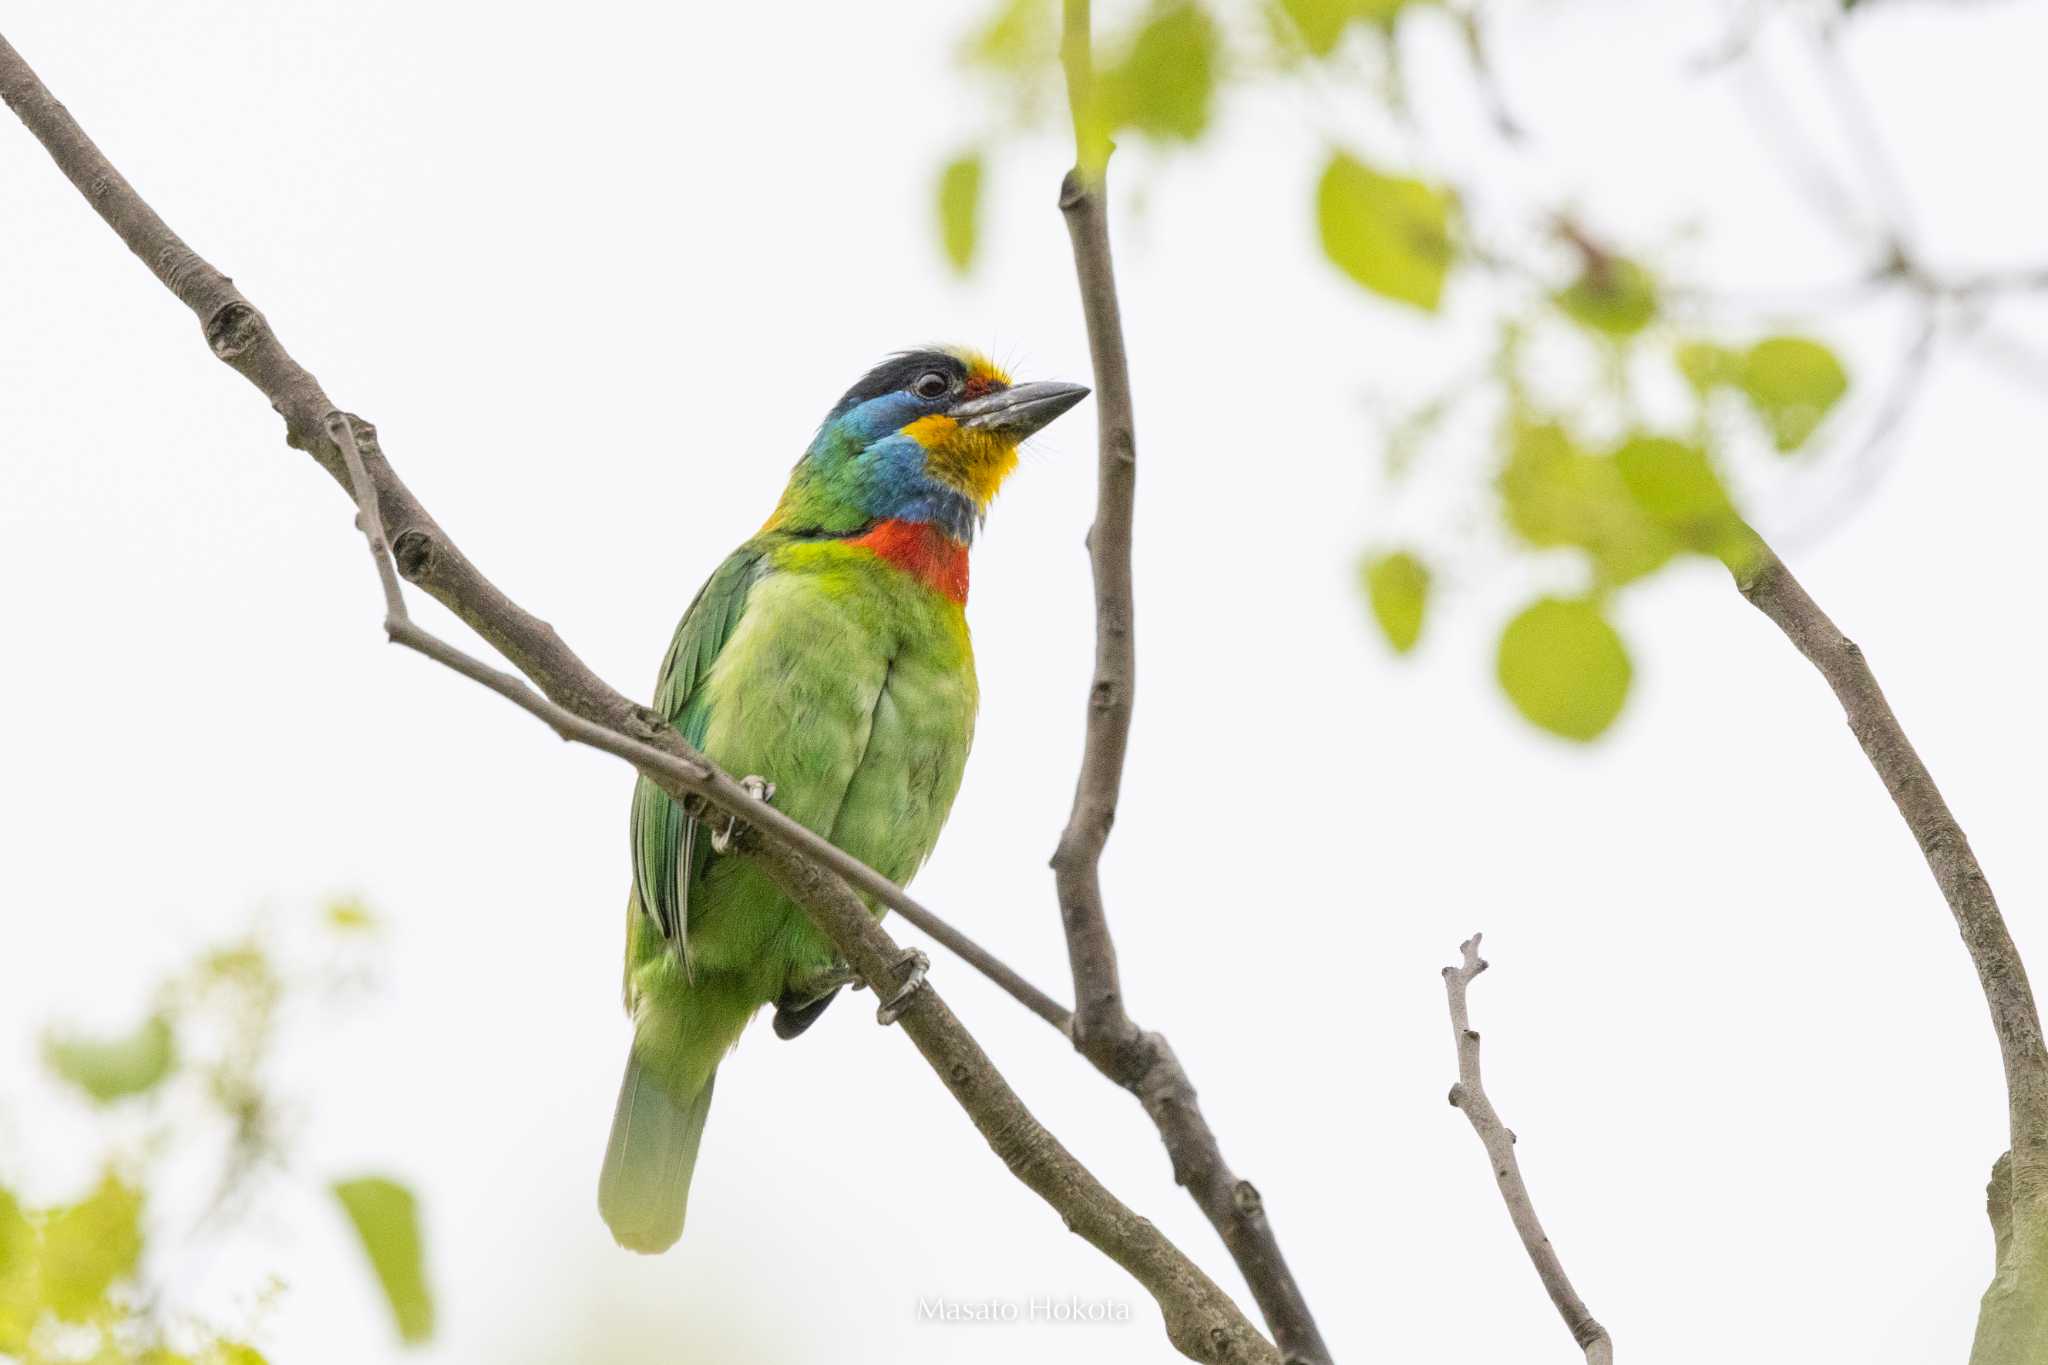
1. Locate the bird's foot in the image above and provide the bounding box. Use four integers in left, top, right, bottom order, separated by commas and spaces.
874, 948, 930, 1026
711, 775, 776, 855
790, 961, 860, 1001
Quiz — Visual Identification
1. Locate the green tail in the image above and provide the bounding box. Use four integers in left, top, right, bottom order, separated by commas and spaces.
598, 1052, 716, 1254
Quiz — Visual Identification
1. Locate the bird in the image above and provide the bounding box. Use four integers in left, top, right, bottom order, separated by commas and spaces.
599, 346, 1089, 1253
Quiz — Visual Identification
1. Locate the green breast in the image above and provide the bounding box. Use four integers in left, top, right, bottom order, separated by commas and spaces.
678, 539, 977, 983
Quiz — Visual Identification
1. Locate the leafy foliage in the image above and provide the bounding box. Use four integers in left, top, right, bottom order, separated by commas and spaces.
1497, 598, 1632, 742
2, 903, 427, 1362
1554, 258, 1658, 339
1100, 3, 1221, 142
1361, 550, 1429, 653
1497, 421, 1676, 588
42, 1014, 176, 1104
1316, 153, 1455, 311
1734, 336, 1850, 452
942, 0, 1873, 741
1613, 435, 1758, 571
332, 1178, 434, 1346
936, 152, 985, 274
1277, 0, 1413, 55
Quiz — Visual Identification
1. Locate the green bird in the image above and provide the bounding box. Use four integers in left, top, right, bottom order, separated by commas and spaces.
600, 347, 1088, 1252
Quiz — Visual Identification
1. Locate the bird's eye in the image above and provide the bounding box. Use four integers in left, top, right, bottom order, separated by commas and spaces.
912, 371, 952, 400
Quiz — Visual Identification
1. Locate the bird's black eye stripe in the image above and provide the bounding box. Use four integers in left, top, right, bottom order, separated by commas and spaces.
912, 371, 951, 400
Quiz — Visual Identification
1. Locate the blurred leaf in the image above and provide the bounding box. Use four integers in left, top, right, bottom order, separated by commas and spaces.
1556, 258, 1657, 338
1613, 433, 1759, 569
40, 1174, 143, 1323
1498, 421, 1675, 586
936, 153, 985, 274
208, 1344, 269, 1365
0, 1188, 34, 1352
334, 1177, 433, 1345
325, 898, 379, 933
44, 1013, 177, 1103
1278, 0, 1412, 55
1737, 336, 1848, 451
1102, 3, 1219, 141
962, 0, 1057, 73
1361, 550, 1430, 653
1317, 152, 1455, 310
1497, 598, 1632, 741
1675, 339, 1738, 395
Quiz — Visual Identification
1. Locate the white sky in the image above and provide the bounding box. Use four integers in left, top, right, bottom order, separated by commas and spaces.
4, 2, 2047, 1362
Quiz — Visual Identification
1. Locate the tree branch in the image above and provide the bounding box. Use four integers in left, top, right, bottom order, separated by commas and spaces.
0, 31, 1279, 1364
1443, 935, 1613, 1365
1050, 10, 1333, 1364
1729, 540, 2048, 1362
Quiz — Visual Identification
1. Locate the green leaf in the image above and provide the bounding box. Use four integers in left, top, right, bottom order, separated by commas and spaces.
1737, 336, 1848, 452
936, 153, 985, 275
1497, 598, 1632, 742
1101, 3, 1219, 141
1675, 340, 1738, 395
1556, 258, 1658, 338
1497, 421, 1675, 586
0, 1188, 35, 1352
1612, 433, 1759, 570
961, 0, 1057, 73
43, 1013, 177, 1104
334, 1177, 433, 1345
208, 1344, 270, 1365
1361, 550, 1430, 653
325, 898, 378, 932
1279, 0, 1411, 55
40, 1174, 143, 1323
1317, 152, 1455, 311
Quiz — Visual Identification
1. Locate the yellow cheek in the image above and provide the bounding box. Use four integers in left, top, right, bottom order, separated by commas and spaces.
905, 415, 1020, 506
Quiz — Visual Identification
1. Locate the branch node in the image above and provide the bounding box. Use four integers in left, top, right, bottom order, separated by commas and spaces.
390, 527, 435, 581
203, 299, 261, 359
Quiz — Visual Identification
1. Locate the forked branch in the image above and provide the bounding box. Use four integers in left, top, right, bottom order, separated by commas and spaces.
1050, 6, 1332, 1362
0, 31, 1278, 1365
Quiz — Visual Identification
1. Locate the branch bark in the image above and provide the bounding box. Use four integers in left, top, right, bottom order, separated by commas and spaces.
1729, 541, 2048, 1364
0, 31, 1279, 1364
1050, 9, 1333, 1364
1442, 935, 1613, 1365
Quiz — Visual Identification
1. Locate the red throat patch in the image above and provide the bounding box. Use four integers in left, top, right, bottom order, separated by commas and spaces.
849, 520, 970, 604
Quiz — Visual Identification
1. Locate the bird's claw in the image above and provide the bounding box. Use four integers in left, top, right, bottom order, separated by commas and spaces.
874, 948, 930, 1026
711, 775, 775, 855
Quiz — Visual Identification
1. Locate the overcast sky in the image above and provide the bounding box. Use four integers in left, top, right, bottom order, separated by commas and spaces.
5, 2, 2048, 1362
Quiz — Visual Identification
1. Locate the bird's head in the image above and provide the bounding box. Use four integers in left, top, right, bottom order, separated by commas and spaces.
767, 347, 1089, 542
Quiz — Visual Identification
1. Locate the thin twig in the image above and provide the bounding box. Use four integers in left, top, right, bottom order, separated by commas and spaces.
0, 32, 1281, 1362
1443, 935, 1612, 1365
1052, 9, 1333, 1364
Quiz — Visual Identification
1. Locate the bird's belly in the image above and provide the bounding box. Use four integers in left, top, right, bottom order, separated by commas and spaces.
681, 570, 976, 991
827, 647, 976, 891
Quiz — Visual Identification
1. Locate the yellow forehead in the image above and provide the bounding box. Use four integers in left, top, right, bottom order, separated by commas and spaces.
946, 348, 1011, 390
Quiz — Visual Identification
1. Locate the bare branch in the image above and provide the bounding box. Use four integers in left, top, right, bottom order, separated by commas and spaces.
1443, 935, 1613, 1365
1052, 167, 1140, 1058
1051, 10, 1332, 1363
1729, 540, 2048, 1360
0, 31, 1281, 1362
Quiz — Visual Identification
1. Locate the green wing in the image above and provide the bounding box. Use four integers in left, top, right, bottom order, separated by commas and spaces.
630, 542, 768, 953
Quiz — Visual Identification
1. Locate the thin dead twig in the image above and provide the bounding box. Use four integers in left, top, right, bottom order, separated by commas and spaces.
1443, 935, 1612, 1365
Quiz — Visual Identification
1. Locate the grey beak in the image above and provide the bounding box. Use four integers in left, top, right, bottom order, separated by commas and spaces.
950, 380, 1091, 439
